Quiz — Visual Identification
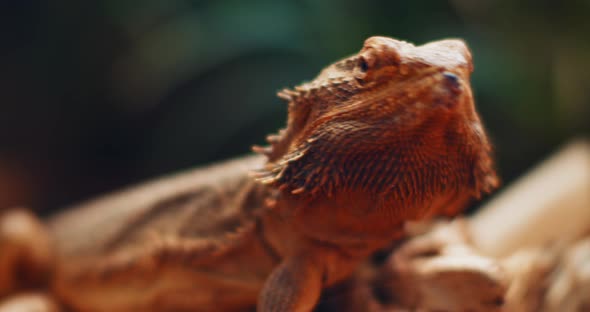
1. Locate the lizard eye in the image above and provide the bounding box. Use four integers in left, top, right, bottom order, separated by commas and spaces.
358, 57, 369, 73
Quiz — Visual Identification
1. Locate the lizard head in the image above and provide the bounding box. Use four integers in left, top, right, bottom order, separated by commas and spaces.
254, 36, 498, 210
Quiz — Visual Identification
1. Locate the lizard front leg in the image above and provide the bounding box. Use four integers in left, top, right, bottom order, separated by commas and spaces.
258, 253, 324, 312
0, 209, 54, 297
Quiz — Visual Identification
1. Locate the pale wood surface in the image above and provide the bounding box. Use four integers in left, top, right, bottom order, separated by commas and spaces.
469, 139, 590, 257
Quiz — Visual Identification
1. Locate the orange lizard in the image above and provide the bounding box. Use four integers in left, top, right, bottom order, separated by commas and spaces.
0, 36, 498, 311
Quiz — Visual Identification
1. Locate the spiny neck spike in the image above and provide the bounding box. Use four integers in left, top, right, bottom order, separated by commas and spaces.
251, 145, 273, 157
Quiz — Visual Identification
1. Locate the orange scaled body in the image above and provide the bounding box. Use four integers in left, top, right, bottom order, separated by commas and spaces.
0, 36, 497, 312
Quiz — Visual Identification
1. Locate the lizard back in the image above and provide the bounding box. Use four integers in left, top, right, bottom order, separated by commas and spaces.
48, 154, 267, 258
47, 155, 280, 311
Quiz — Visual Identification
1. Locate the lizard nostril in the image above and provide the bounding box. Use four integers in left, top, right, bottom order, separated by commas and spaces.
442, 72, 460, 89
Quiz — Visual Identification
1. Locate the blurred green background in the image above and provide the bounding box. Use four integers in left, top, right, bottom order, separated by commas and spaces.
0, 0, 588, 213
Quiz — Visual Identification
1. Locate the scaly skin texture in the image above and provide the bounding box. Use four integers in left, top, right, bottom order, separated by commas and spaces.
0, 36, 497, 312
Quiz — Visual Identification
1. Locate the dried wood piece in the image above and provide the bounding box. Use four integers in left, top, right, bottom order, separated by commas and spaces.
469, 140, 590, 258
350, 221, 508, 312
0, 209, 54, 297
499, 235, 590, 312
502, 247, 557, 312
544, 236, 590, 311
0, 292, 60, 312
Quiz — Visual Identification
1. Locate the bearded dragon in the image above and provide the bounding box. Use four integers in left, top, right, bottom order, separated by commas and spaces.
0, 36, 498, 312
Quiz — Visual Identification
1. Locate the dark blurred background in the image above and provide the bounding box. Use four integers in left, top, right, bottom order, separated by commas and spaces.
0, 0, 588, 214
